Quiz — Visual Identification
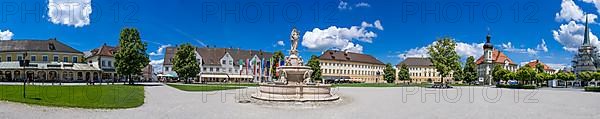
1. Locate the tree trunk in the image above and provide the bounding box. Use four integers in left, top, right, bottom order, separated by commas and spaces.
128, 75, 134, 85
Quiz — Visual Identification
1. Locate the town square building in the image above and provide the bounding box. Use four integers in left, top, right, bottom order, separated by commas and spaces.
525, 60, 556, 74
476, 34, 519, 85
85, 44, 155, 82
318, 50, 385, 83
397, 57, 454, 84
162, 47, 273, 82
0, 39, 101, 82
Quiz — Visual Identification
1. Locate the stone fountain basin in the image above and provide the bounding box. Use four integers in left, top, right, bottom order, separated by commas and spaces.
252, 83, 339, 102
278, 66, 312, 83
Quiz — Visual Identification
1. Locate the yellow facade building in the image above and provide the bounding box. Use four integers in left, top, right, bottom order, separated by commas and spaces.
319, 50, 385, 83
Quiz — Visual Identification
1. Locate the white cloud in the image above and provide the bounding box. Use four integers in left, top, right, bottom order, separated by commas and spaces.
397, 46, 429, 59
150, 59, 164, 74
277, 40, 285, 46
355, 2, 371, 8
556, 0, 597, 23
397, 41, 484, 60
338, 1, 351, 10
456, 42, 485, 58
583, 0, 600, 14
546, 63, 568, 70
537, 39, 549, 52
0, 30, 13, 40
301, 20, 383, 53
500, 42, 539, 55
374, 20, 384, 30
47, 0, 93, 27
149, 44, 172, 56
552, 21, 600, 52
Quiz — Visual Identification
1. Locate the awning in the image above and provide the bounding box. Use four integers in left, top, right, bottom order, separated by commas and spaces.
200, 74, 253, 79
158, 72, 178, 77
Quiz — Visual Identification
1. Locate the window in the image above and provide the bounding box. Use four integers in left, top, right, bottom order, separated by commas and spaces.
229, 60, 233, 65
102, 61, 106, 67
30, 55, 36, 61
42, 55, 48, 62
0, 57, 2, 62
7, 56, 11, 61
108, 61, 112, 67
17, 56, 22, 61
53, 56, 59, 62
72, 56, 78, 63
222, 60, 226, 64
63, 57, 68, 62
165, 67, 169, 71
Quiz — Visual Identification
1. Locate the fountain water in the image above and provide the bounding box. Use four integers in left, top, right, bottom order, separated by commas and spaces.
251, 28, 339, 102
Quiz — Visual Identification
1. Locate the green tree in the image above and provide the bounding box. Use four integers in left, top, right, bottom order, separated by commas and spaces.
383, 63, 396, 83
535, 63, 545, 73
114, 28, 150, 85
271, 51, 284, 79
462, 56, 478, 85
307, 55, 322, 82
453, 69, 464, 82
427, 37, 461, 85
397, 63, 411, 84
492, 65, 509, 83
593, 72, 600, 81
535, 73, 552, 86
172, 43, 201, 84
578, 72, 594, 82
503, 72, 517, 82
516, 66, 537, 85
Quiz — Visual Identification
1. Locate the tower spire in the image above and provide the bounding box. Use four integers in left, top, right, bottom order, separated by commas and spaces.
584, 14, 591, 46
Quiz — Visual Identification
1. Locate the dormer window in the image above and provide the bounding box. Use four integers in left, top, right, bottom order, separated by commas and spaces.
49, 43, 56, 51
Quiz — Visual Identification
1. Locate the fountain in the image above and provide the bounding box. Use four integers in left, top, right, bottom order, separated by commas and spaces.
251, 28, 339, 102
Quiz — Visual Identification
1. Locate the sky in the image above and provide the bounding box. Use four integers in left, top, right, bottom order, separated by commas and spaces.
0, 0, 598, 73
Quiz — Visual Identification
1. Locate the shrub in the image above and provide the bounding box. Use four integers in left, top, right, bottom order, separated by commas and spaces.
584, 86, 600, 92
496, 84, 537, 89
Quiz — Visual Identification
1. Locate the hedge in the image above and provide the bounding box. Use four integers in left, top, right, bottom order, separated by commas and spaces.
584, 86, 600, 92
496, 84, 537, 89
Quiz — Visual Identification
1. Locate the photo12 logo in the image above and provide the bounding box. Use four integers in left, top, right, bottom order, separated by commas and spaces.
399, 1, 539, 23
401, 87, 539, 103
200, 1, 340, 24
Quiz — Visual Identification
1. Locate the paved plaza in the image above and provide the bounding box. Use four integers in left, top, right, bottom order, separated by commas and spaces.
1, 85, 599, 119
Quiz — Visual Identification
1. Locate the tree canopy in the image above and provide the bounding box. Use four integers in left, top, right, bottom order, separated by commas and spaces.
172, 43, 200, 83
271, 51, 284, 79
114, 28, 150, 84
517, 66, 537, 84
307, 55, 322, 82
462, 56, 478, 84
492, 65, 510, 82
427, 37, 461, 84
397, 63, 411, 82
383, 63, 396, 83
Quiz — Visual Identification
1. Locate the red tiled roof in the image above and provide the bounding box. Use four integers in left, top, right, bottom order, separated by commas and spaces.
318, 50, 384, 65
90, 44, 118, 57
163, 47, 273, 65
526, 60, 555, 72
476, 49, 516, 65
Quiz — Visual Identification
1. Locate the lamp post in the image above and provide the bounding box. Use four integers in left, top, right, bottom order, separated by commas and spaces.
20, 52, 29, 98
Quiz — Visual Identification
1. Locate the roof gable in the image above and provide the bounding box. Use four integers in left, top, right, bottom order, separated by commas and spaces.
318, 50, 384, 65
476, 49, 516, 65
0, 39, 82, 53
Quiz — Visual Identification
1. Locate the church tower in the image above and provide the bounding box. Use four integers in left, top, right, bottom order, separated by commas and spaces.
482, 33, 494, 85
483, 34, 494, 63
573, 14, 598, 75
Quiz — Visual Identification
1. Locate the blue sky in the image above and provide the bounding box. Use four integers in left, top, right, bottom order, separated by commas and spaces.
1, 0, 598, 72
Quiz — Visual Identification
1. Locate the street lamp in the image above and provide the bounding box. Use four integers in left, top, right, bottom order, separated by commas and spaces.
19, 52, 29, 98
